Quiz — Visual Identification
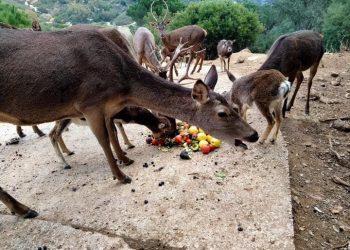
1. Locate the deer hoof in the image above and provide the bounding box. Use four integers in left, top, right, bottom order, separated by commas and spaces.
23, 209, 39, 219
258, 140, 265, 144
18, 132, 26, 138
64, 165, 72, 170
127, 145, 135, 149
270, 138, 276, 144
37, 131, 46, 137
125, 159, 134, 166
67, 151, 75, 156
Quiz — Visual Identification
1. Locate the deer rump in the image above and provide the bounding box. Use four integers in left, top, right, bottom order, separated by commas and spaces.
0, 29, 129, 124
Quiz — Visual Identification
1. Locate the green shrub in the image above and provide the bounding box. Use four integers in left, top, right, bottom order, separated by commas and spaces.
0, 1, 31, 28
168, 0, 263, 59
323, 0, 350, 51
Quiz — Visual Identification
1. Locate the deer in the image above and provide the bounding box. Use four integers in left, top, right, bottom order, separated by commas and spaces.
259, 30, 324, 116
150, 0, 207, 82
0, 28, 259, 218
217, 39, 236, 72
0, 21, 46, 138
204, 65, 291, 146
49, 106, 176, 170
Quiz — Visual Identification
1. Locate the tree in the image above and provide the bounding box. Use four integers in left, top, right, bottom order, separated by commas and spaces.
323, 0, 350, 51
127, 0, 185, 26
168, 0, 263, 59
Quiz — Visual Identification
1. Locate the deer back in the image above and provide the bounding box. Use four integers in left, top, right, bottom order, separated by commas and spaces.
162, 25, 207, 50
260, 30, 324, 75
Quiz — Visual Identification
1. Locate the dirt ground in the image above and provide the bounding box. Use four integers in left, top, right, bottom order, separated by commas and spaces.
0, 51, 349, 249
223, 51, 350, 249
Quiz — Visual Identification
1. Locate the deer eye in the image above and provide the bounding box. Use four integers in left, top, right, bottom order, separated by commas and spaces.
218, 111, 228, 118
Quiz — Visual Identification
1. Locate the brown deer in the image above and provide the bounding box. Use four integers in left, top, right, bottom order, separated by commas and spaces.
204, 66, 291, 145
0, 29, 258, 217
150, 0, 207, 82
49, 107, 176, 169
217, 39, 235, 72
0, 21, 46, 138
259, 30, 324, 116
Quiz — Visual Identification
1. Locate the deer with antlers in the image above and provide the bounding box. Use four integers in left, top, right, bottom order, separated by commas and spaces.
150, 0, 207, 82
0, 28, 259, 217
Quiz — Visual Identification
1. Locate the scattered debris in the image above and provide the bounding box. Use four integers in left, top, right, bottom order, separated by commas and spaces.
331, 120, 350, 132
153, 167, 164, 172
5, 137, 20, 145
331, 79, 341, 86
319, 96, 340, 104
332, 176, 350, 188
158, 181, 165, 187
214, 172, 226, 179
313, 206, 323, 214
330, 206, 343, 214
331, 72, 339, 77
236, 56, 245, 63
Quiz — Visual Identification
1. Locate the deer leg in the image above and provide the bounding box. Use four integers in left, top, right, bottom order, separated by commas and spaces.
270, 103, 283, 144
305, 62, 320, 115
287, 71, 303, 112
116, 122, 135, 149
256, 102, 275, 144
227, 56, 231, 71
16, 125, 26, 138
32, 125, 45, 137
105, 118, 133, 166
58, 136, 74, 156
223, 59, 227, 72
190, 56, 200, 75
0, 186, 38, 218
49, 119, 72, 169
84, 113, 131, 183
197, 54, 205, 73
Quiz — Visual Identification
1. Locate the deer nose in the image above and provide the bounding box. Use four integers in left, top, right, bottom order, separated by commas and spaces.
245, 131, 259, 142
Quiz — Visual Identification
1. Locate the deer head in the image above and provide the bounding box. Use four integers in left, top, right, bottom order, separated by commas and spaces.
150, 0, 170, 37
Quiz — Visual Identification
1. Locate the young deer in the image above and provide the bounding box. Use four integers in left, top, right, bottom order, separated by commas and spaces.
224, 70, 291, 144
0, 29, 258, 218
217, 39, 235, 72
49, 106, 176, 169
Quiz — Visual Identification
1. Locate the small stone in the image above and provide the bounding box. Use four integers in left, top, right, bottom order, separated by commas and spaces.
131, 189, 135, 193
320, 83, 326, 87
345, 93, 350, 99
331, 80, 341, 86
72, 187, 77, 192
158, 181, 165, 187
330, 206, 343, 214
346, 89, 350, 93
144, 200, 148, 204
236, 56, 245, 63
331, 72, 339, 77
237, 225, 243, 231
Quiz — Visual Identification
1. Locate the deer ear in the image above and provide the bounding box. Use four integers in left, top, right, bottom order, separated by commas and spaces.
204, 65, 218, 90
192, 80, 209, 104
226, 70, 236, 82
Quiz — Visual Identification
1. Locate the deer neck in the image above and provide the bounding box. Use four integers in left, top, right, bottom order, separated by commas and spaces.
127, 71, 197, 122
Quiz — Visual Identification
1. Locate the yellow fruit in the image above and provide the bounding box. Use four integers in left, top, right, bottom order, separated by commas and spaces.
188, 126, 199, 135
199, 140, 209, 148
206, 134, 213, 142
197, 132, 207, 141
198, 128, 204, 133
210, 138, 221, 148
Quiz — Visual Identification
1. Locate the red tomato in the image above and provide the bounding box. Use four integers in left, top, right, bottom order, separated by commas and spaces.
158, 139, 165, 146
209, 144, 216, 151
151, 139, 159, 145
201, 145, 211, 154
186, 139, 192, 145
175, 135, 183, 144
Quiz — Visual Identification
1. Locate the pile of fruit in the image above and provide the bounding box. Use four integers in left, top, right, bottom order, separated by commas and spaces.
146, 121, 222, 158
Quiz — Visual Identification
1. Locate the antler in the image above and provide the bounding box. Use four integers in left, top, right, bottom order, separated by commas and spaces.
162, 0, 169, 22
164, 38, 194, 82
150, 0, 158, 22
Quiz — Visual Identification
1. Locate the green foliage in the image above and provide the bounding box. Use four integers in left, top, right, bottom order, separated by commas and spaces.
168, 0, 263, 59
127, 0, 185, 26
0, 1, 31, 28
323, 0, 350, 51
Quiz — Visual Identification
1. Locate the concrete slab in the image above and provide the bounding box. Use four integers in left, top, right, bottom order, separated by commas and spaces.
0, 67, 294, 249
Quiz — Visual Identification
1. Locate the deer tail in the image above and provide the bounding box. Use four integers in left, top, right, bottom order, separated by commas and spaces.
279, 80, 291, 98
